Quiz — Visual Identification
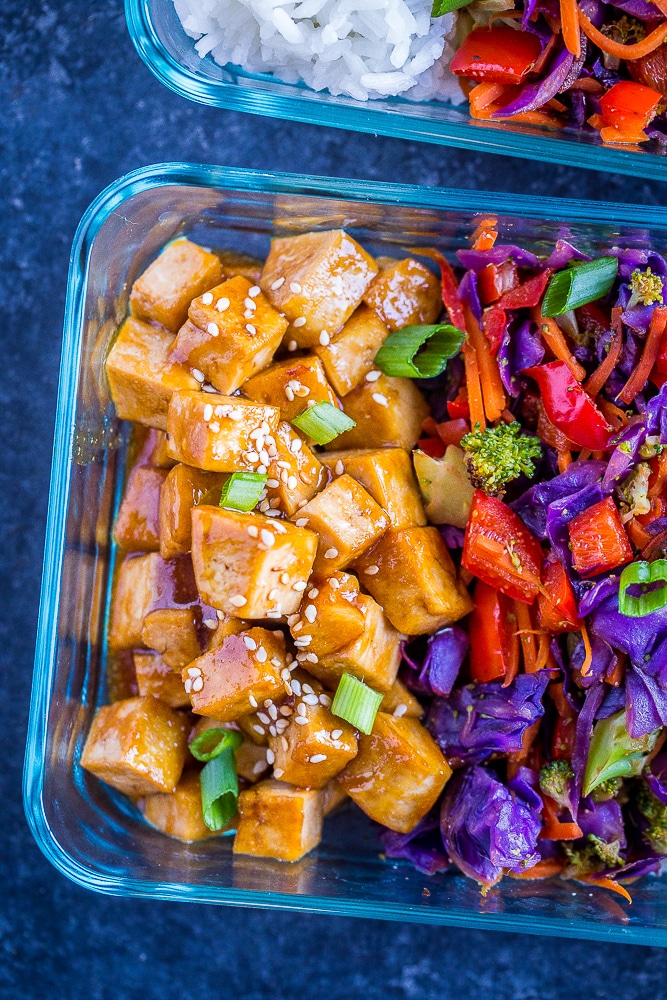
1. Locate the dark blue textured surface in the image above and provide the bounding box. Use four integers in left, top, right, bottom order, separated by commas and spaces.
2, 2, 666, 996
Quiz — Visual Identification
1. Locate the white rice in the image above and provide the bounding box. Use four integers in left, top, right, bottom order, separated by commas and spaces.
173, 0, 464, 103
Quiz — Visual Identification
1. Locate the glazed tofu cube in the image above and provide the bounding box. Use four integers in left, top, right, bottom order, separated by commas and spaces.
353, 526, 473, 635
130, 238, 223, 333
183, 627, 286, 721
363, 257, 442, 331
263, 422, 326, 516
80, 696, 189, 796
269, 696, 357, 790
337, 714, 451, 833
380, 678, 423, 719
233, 779, 324, 861
106, 318, 199, 430
217, 248, 263, 284
141, 771, 222, 842
190, 717, 270, 782
113, 466, 168, 552
191, 506, 318, 618
324, 375, 429, 452
205, 613, 248, 652
289, 572, 365, 658
108, 552, 199, 650
158, 463, 224, 559
314, 304, 388, 397
294, 474, 388, 574
133, 427, 176, 469
141, 608, 201, 669
261, 230, 378, 348
322, 448, 426, 529
322, 780, 348, 815
107, 650, 139, 703
133, 652, 190, 708
310, 593, 402, 693
244, 355, 338, 423
169, 276, 288, 394
165, 391, 280, 473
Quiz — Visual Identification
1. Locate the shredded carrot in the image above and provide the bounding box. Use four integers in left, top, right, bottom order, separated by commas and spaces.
558, 448, 573, 472
509, 858, 566, 879
463, 342, 486, 431
577, 447, 592, 462
472, 219, 498, 251
606, 653, 626, 687
560, 0, 582, 57
641, 526, 667, 559
468, 82, 509, 119
532, 308, 587, 381
598, 397, 628, 430
618, 306, 667, 404
464, 304, 507, 422
540, 796, 584, 840
505, 110, 564, 128
546, 96, 568, 113
581, 875, 633, 903
592, 450, 605, 460
584, 308, 623, 397
628, 516, 655, 551
580, 619, 594, 678
514, 600, 538, 673
568, 77, 605, 93
651, 0, 667, 14
578, 7, 667, 59
535, 631, 551, 672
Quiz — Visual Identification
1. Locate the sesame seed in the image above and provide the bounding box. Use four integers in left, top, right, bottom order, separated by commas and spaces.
364, 565, 380, 575
260, 449, 270, 466
258, 712, 271, 725
249, 694, 258, 708
273, 767, 285, 778
394, 704, 408, 718
365, 369, 382, 382
290, 679, 302, 696
287, 340, 298, 352
243, 635, 258, 650
207, 321, 219, 337
291, 438, 303, 454
292, 621, 303, 633
260, 528, 275, 547
268, 588, 280, 602
203, 403, 213, 422
266, 608, 282, 617
266, 748, 276, 765
216, 297, 230, 311
266, 478, 280, 488
290, 282, 302, 293
280, 573, 290, 584
203, 617, 217, 629
294, 385, 310, 398
292, 580, 307, 592
275, 718, 289, 733
305, 653, 319, 663
293, 316, 306, 328
302, 684, 313, 694
208, 421, 220, 433
257, 465, 268, 475
331, 729, 343, 740
217, 609, 225, 620
244, 310, 254, 319
231, 595, 247, 608
202, 384, 217, 393
286, 614, 300, 626
372, 392, 388, 407
271, 277, 285, 290
294, 635, 312, 647
294, 716, 309, 726
247, 525, 259, 538
253, 760, 266, 775
253, 724, 266, 736
201, 291, 214, 305
192, 368, 205, 383
249, 285, 261, 297
187, 665, 202, 678
304, 604, 317, 623
246, 323, 257, 335
334, 460, 344, 476
319, 331, 330, 346
244, 297, 256, 311
268, 704, 278, 721
192, 677, 204, 692
184, 678, 193, 694
280, 705, 292, 717
284, 386, 295, 402
277, 460, 291, 469
297, 499, 308, 508
281, 668, 291, 682
329, 577, 340, 590
324, 547, 339, 560
287, 475, 298, 491
310, 753, 327, 763
303, 693, 320, 708
319, 693, 332, 707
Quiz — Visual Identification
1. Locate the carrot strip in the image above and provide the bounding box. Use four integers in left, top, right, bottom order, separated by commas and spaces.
533, 308, 587, 381
581, 875, 633, 903
651, 0, 667, 14
606, 653, 626, 687
618, 306, 667, 404
577, 447, 592, 462
598, 397, 628, 430
578, 7, 667, 59
409, 247, 468, 332
629, 517, 654, 551
540, 796, 584, 840
568, 77, 605, 94
472, 219, 498, 251
584, 308, 623, 397
558, 449, 573, 472
560, 0, 582, 57
464, 304, 507, 422
463, 342, 486, 431
535, 631, 551, 672
514, 600, 538, 672
509, 858, 566, 879
580, 619, 594, 678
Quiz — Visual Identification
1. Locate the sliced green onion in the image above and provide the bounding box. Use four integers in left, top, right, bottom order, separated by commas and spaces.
291, 401, 356, 446
190, 727, 243, 762
432, 0, 473, 13
619, 559, 667, 617
583, 709, 659, 797
331, 673, 383, 735
374, 323, 466, 378
219, 472, 267, 512
200, 747, 239, 830
542, 257, 618, 317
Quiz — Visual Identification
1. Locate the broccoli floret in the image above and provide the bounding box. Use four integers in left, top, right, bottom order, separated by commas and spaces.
628, 267, 664, 309
591, 776, 623, 802
563, 836, 623, 874
637, 782, 667, 853
461, 421, 542, 497
539, 759, 574, 810
617, 463, 652, 521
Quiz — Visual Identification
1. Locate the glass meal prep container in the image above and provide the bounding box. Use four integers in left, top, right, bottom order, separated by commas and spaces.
126, 0, 667, 183
24, 161, 667, 941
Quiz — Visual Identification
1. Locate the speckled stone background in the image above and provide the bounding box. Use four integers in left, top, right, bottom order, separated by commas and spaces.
2, 3, 667, 997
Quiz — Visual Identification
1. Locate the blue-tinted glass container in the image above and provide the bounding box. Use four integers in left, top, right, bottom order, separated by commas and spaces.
24, 162, 667, 941
126, 0, 667, 182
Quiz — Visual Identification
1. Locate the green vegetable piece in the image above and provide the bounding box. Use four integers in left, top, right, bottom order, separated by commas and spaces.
539, 759, 574, 810
619, 559, 667, 617
637, 782, 667, 853
200, 747, 239, 830
542, 257, 618, 317
432, 0, 475, 15
331, 673, 383, 735
460, 420, 541, 497
374, 323, 466, 379
629, 267, 664, 308
190, 727, 243, 763
219, 472, 268, 512
583, 709, 659, 797
291, 401, 356, 446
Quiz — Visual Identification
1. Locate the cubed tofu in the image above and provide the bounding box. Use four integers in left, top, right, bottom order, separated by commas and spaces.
166, 390, 280, 473
363, 257, 442, 331
133, 652, 190, 708
269, 693, 357, 790
263, 422, 326, 516
260, 230, 378, 348
337, 714, 451, 833
294, 474, 388, 574
80, 696, 189, 796
322, 780, 348, 816
233, 780, 323, 861
309, 593, 402, 693
169, 276, 288, 394
141, 608, 201, 669
321, 448, 426, 529
183, 628, 286, 721
324, 374, 429, 452
205, 613, 248, 651
158, 463, 224, 559
244, 355, 338, 424
113, 466, 168, 552
191, 506, 318, 618
289, 572, 364, 658
133, 427, 177, 469
130, 238, 223, 333
107, 650, 138, 703
141, 771, 221, 842
380, 678, 423, 719
314, 304, 388, 397
190, 717, 270, 782
217, 248, 263, 285
108, 552, 200, 650
353, 526, 473, 635
106, 318, 199, 430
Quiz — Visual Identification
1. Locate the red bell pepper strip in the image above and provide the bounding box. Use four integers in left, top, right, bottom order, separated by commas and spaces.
468, 580, 520, 684
450, 27, 543, 85
416, 437, 446, 458
483, 270, 552, 355
551, 682, 578, 761
483, 305, 508, 356
477, 261, 519, 305
594, 81, 662, 144
462, 489, 544, 603
537, 558, 581, 633
447, 388, 470, 420
568, 496, 634, 578
436, 418, 470, 447
524, 361, 613, 451
412, 248, 466, 331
